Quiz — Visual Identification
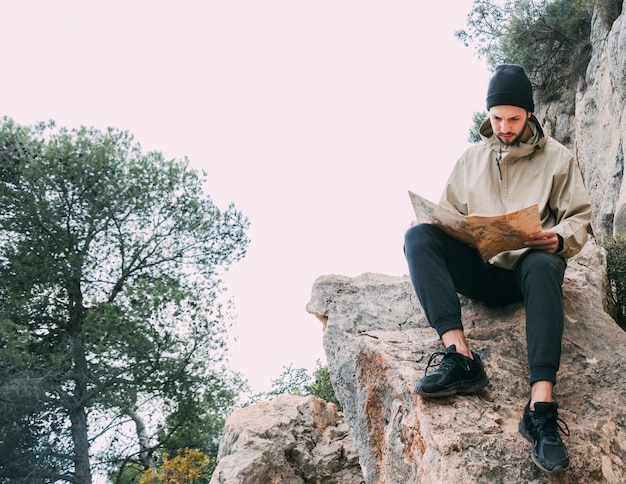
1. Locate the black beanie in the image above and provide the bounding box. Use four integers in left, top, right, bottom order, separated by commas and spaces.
486, 64, 534, 112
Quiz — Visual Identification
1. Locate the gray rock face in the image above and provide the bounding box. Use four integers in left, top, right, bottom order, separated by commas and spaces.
537, 6, 626, 237
573, 8, 626, 236
306, 240, 626, 483
209, 394, 364, 484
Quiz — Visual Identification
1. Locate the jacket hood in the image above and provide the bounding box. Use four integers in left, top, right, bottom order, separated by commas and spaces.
479, 114, 547, 156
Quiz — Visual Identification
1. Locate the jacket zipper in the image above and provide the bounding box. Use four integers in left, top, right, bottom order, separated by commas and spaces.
496, 152, 503, 180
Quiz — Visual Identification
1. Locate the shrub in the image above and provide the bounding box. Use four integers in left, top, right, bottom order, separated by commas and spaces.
139, 448, 214, 484
603, 235, 626, 330
454, 0, 625, 103
468, 111, 488, 143
264, 360, 343, 411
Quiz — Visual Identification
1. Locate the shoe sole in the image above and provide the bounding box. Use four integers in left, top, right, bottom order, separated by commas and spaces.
415, 374, 489, 398
518, 420, 570, 473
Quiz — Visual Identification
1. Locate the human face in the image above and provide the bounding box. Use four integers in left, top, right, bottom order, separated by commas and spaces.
489, 105, 531, 145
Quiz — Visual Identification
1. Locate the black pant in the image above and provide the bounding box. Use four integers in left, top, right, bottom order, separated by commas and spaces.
404, 223, 566, 385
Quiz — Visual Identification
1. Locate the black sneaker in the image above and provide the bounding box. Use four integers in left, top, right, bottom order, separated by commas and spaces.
518, 401, 570, 473
414, 344, 489, 397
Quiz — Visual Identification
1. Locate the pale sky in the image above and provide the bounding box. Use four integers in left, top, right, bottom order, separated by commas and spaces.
0, 1, 491, 394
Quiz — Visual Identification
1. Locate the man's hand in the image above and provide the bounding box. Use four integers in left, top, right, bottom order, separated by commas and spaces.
525, 231, 560, 253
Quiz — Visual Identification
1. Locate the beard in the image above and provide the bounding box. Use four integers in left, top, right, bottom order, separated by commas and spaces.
496, 124, 528, 145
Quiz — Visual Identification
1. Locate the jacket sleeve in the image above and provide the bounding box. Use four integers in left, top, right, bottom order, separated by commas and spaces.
549, 153, 592, 260
439, 156, 468, 215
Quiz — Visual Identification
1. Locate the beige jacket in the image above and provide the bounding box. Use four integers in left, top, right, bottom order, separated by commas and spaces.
439, 115, 592, 269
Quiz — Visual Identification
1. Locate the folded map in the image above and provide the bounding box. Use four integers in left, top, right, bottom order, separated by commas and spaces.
408, 191, 542, 261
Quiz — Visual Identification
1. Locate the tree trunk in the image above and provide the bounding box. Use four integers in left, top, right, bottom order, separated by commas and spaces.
70, 334, 93, 484
127, 407, 157, 469
66, 260, 93, 484
69, 409, 92, 483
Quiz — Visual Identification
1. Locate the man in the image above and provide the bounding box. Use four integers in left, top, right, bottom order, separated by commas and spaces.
404, 64, 592, 473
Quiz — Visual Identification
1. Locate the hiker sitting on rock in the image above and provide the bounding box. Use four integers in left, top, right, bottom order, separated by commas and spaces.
404, 64, 592, 474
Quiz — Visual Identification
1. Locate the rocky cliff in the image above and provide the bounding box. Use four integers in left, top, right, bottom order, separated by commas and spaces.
210, 395, 363, 483
306, 240, 626, 483
538, 2, 626, 237
211, 5, 626, 483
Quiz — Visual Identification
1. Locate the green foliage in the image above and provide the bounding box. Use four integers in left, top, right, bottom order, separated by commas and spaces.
263, 360, 343, 411
307, 364, 341, 409
468, 111, 488, 143
604, 235, 626, 329
0, 117, 249, 482
455, 0, 511, 68
455, 0, 625, 102
268, 364, 312, 397
156, 374, 243, 460
108, 461, 145, 484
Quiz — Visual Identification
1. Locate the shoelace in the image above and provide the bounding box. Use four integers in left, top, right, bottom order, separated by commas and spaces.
422, 348, 484, 376
423, 351, 468, 375
533, 411, 571, 438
